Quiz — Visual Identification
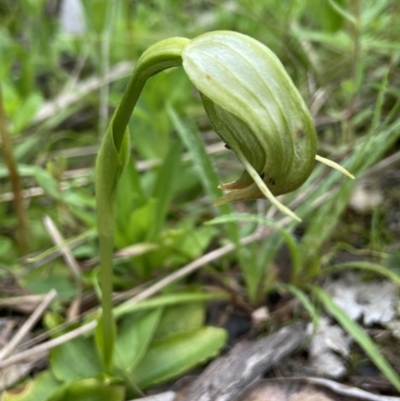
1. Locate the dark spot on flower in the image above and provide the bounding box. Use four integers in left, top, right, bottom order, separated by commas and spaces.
269, 177, 276, 186
206, 74, 212, 80
295, 128, 304, 140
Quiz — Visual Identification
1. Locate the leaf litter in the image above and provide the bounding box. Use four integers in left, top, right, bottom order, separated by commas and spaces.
325, 273, 398, 326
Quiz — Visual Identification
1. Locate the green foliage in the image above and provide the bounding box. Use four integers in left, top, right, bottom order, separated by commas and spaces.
113, 292, 228, 319
20, 263, 78, 303
130, 326, 227, 389
307, 0, 347, 32
3, 296, 226, 401
81, 0, 110, 34
206, 213, 300, 298
48, 379, 125, 401
2, 0, 400, 398
114, 308, 163, 372
51, 337, 103, 383
167, 104, 225, 206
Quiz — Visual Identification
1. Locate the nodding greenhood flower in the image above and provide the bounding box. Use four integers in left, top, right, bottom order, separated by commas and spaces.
180, 31, 353, 221
182, 31, 317, 200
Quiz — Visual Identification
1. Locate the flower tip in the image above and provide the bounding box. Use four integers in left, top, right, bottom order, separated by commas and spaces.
315, 155, 355, 180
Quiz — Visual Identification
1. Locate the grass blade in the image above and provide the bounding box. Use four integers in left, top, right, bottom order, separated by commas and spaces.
166, 104, 227, 211
324, 262, 400, 286
278, 284, 319, 328
146, 140, 182, 241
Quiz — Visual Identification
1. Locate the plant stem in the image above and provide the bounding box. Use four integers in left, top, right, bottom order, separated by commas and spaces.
112, 37, 190, 149
0, 84, 29, 255
96, 37, 189, 374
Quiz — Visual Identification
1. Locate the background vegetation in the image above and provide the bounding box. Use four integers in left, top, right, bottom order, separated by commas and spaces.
1, 0, 400, 399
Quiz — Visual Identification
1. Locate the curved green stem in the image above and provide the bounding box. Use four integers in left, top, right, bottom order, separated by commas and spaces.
95, 37, 189, 375
112, 37, 190, 150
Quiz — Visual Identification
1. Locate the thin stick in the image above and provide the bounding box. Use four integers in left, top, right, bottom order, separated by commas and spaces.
43, 215, 82, 295
34, 62, 134, 124
0, 295, 48, 308
0, 289, 57, 361
0, 320, 97, 368
43, 215, 82, 321
263, 377, 400, 401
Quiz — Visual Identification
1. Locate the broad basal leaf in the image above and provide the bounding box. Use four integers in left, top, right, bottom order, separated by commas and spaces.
130, 326, 227, 389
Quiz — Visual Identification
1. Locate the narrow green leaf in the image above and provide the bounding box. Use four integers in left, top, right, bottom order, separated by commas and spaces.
167, 104, 224, 207
166, 104, 244, 272
120, 199, 158, 248
115, 158, 147, 236
12, 92, 43, 133
244, 235, 283, 302
206, 213, 301, 280
0, 164, 45, 178
313, 286, 400, 392
81, 0, 110, 34
183, 225, 217, 257
362, 0, 390, 25
113, 292, 228, 319
367, 68, 389, 139
130, 327, 227, 389
146, 140, 183, 241
115, 308, 163, 373
299, 119, 400, 265
277, 284, 319, 327
295, 29, 352, 50
324, 262, 400, 286
206, 212, 274, 228
33, 168, 61, 200
306, 0, 346, 32
25, 228, 96, 267
328, 0, 357, 25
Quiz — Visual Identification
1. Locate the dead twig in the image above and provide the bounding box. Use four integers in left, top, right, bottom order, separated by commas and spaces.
181, 322, 307, 401
43, 215, 82, 320
0, 289, 57, 361
303, 376, 400, 401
